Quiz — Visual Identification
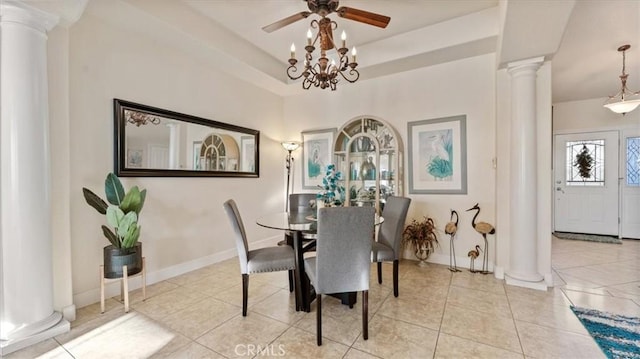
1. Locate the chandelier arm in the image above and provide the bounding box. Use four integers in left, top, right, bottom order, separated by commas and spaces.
287, 64, 306, 80
337, 68, 360, 83
302, 76, 313, 90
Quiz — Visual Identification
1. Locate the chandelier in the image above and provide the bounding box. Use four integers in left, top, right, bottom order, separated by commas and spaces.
287, 17, 358, 91
604, 44, 640, 115
125, 110, 161, 127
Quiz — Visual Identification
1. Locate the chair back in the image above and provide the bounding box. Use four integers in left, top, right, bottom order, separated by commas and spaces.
315, 206, 374, 294
223, 199, 250, 274
377, 196, 411, 260
289, 193, 316, 213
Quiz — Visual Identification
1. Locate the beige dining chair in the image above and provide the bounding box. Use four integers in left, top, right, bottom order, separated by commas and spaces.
371, 196, 411, 297
304, 206, 374, 346
223, 199, 296, 316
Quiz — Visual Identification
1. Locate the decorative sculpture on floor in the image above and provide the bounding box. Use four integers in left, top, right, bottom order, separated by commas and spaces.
445, 209, 461, 272
466, 203, 495, 274
467, 245, 481, 273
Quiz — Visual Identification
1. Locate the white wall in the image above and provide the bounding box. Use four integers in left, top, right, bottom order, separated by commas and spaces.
284, 54, 498, 269
64, 10, 286, 307
554, 97, 640, 132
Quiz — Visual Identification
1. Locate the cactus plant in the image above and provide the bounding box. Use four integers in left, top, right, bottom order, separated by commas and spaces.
83, 173, 146, 251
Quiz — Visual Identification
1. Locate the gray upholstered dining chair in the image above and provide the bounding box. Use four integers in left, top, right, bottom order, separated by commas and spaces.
304, 206, 375, 346
223, 199, 296, 316
281, 193, 317, 292
371, 196, 411, 297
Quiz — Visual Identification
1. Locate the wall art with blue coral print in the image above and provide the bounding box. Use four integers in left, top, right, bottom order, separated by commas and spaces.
408, 115, 467, 194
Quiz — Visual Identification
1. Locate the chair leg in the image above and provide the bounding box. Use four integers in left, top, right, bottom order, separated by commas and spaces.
393, 259, 399, 297
377, 262, 382, 284
242, 274, 249, 316
288, 270, 294, 292
362, 290, 369, 340
316, 294, 322, 346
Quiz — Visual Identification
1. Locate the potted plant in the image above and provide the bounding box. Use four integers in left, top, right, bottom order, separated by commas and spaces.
402, 216, 439, 266
83, 173, 146, 278
316, 164, 345, 207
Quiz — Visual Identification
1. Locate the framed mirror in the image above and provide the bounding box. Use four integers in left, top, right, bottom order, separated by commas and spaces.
114, 99, 259, 177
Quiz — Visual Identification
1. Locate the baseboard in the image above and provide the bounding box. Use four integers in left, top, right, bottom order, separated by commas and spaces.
408, 252, 495, 273
73, 235, 281, 309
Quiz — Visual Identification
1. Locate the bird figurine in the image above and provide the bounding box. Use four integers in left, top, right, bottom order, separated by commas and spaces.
445, 209, 461, 272
467, 245, 481, 273
466, 203, 495, 274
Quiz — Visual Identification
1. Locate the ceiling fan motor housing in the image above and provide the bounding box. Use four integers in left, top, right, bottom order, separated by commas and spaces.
307, 0, 340, 16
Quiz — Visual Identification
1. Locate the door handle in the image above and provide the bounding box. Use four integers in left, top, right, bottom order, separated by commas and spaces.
556, 187, 564, 193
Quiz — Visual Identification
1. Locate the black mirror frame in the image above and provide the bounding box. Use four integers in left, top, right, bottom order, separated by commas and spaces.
114, 99, 260, 177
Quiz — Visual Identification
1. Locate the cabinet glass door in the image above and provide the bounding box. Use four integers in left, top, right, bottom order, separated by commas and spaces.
334, 117, 403, 214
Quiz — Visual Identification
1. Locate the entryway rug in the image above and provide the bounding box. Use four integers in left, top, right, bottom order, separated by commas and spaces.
554, 231, 622, 244
571, 306, 640, 359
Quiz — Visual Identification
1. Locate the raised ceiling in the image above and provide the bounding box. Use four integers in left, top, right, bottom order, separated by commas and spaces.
33, 0, 640, 103
184, 0, 640, 103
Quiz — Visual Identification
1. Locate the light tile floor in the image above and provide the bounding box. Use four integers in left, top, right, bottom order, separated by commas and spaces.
8, 236, 640, 358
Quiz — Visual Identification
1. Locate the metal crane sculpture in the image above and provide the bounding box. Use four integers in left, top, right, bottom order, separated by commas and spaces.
467, 245, 481, 273
466, 203, 495, 274
445, 209, 461, 272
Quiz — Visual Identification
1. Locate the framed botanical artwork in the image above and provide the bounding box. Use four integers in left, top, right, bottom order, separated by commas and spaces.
407, 115, 467, 194
127, 149, 143, 168
302, 128, 336, 189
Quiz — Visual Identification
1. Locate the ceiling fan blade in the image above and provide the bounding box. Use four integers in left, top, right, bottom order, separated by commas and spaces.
262, 11, 312, 33
337, 7, 390, 28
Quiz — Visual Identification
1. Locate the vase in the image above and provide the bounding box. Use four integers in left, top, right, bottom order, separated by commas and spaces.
360, 157, 376, 180
103, 243, 143, 279
414, 246, 431, 267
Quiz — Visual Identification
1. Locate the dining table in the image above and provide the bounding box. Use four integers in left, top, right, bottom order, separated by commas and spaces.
256, 209, 383, 312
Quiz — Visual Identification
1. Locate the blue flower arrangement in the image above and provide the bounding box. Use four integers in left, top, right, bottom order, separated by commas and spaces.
317, 164, 345, 206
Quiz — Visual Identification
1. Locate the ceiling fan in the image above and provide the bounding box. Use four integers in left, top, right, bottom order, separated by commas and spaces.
262, 0, 391, 33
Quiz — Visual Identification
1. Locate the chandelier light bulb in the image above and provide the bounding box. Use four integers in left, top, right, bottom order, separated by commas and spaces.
290, 43, 295, 59
351, 46, 357, 63
307, 29, 312, 45
341, 30, 346, 48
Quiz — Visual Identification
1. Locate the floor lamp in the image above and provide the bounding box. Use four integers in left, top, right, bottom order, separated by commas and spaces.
282, 141, 301, 211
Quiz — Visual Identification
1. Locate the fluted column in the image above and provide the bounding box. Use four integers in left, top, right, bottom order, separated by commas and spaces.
505, 57, 545, 283
0, 1, 69, 354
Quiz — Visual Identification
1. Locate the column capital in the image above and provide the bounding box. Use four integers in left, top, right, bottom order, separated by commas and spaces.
507, 56, 545, 75
1, 1, 59, 32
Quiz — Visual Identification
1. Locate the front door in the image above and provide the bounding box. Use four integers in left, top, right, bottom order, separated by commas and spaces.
554, 131, 619, 236
622, 130, 640, 239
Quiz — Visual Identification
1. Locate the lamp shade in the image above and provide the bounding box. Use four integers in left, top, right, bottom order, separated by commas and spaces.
604, 98, 640, 114
281, 141, 301, 151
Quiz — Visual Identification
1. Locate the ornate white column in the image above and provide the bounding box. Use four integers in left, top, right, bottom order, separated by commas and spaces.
0, 1, 69, 354
505, 57, 545, 285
